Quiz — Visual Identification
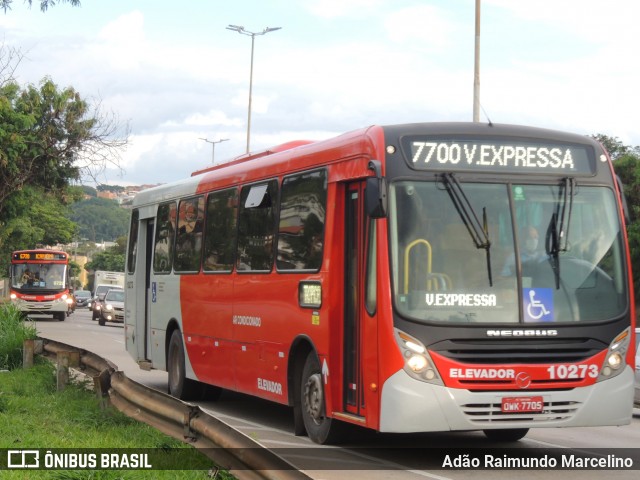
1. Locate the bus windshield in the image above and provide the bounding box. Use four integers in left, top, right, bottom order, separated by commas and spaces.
11, 263, 67, 291
389, 180, 627, 324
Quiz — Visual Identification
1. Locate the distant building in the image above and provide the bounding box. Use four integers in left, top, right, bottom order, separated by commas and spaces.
97, 191, 118, 200
72, 255, 89, 289
95, 241, 117, 251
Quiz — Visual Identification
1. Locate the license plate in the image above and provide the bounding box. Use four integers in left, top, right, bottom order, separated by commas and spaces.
501, 396, 544, 413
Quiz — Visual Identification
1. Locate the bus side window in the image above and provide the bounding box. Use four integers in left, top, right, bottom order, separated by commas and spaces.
276, 169, 327, 271
237, 180, 278, 272
204, 188, 238, 272
175, 196, 205, 273
153, 201, 176, 274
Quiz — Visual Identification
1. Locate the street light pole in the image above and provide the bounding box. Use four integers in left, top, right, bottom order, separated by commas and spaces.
199, 137, 229, 164
473, 0, 481, 123
227, 25, 281, 153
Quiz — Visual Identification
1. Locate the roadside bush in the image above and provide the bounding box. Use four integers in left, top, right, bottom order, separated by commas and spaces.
0, 302, 37, 370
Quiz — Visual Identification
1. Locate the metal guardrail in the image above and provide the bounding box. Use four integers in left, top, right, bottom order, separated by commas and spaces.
36, 337, 311, 480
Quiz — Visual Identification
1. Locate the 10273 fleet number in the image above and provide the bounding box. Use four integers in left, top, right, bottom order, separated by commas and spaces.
547, 364, 599, 380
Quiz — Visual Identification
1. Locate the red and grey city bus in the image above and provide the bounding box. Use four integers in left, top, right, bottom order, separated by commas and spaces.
125, 122, 635, 444
9, 249, 72, 322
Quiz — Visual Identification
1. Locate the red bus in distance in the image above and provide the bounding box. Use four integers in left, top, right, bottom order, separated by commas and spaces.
10, 249, 72, 322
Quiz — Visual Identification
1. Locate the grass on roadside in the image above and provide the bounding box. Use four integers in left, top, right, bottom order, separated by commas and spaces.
0, 303, 37, 370
0, 359, 226, 479
0, 303, 233, 479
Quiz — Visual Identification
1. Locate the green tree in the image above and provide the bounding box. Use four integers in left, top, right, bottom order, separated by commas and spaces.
85, 245, 125, 273
592, 133, 640, 161
0, 78, 127, 212
80, 185, 97, 197
0, 185, 80, 274
69, 197, 129, 242
1, 0, 80, 13
97, 184, 125, 193
68, 259, 81, 278
0, 62, 128, 263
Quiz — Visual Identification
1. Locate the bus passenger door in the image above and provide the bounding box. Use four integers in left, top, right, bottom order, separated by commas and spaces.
344, 183, 367, 417
126, 215, 154, 365
143, 220, 154, 361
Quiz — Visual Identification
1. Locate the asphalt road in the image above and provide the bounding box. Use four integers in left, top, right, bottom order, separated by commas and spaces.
34, 309, 640, 480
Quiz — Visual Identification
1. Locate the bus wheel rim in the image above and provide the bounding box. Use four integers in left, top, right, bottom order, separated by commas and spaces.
303, 373, 323, 425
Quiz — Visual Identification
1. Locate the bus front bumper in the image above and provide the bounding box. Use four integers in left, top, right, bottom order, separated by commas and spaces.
12, 299, 69, 315
379, 367, 634, 433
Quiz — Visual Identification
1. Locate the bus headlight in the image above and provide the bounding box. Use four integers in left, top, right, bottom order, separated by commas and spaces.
394, 329, 443, 385
407, 354, 428, 372
10, 293, 17, 300
607, 352, 623, 370
598, 328, 630, 381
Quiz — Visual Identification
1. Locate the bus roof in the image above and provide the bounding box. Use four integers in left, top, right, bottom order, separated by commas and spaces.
131, 122, 603, 208
191, 140, 316, 177
132, 124, 383, 207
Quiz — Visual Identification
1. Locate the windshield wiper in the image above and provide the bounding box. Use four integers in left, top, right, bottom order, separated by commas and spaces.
441, 173, 493, 286
545, 177, 576, 288
557, 177, 575, 252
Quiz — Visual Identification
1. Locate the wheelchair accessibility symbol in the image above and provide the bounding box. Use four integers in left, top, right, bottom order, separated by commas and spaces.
523, 288, 553, 322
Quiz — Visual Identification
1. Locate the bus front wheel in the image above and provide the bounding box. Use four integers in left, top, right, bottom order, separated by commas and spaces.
167, 329, 203, 400
300, 352, 344, 444
483, 428, 529, 442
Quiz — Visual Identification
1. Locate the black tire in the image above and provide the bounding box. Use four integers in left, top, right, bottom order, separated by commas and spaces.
203, 383, 223, 402
98, 316, 105, 326
483, 428, 529, 442
167, 329, 205, 400
56, 312, 65, 322
300, 352, 344, 444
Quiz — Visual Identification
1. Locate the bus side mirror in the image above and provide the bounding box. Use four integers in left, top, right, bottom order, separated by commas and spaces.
366, 160, 387, 218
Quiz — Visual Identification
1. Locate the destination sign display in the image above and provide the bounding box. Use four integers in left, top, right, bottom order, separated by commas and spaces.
13, 252, 67, 261
402, 137, 595, 174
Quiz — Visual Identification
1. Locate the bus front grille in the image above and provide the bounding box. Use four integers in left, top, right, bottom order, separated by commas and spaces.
431, 338, 608, 364
25, 302, 54, 311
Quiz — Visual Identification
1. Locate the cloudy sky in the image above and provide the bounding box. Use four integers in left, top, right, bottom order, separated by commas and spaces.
1, 0, 639, 186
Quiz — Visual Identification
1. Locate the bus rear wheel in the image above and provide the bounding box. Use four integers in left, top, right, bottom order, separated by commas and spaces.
300, 352, 344, 444
483, 428, 529, 442
167, 329, 204, 400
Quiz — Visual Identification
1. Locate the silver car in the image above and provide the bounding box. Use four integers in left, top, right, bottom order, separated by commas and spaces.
98, 289, 125, 326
